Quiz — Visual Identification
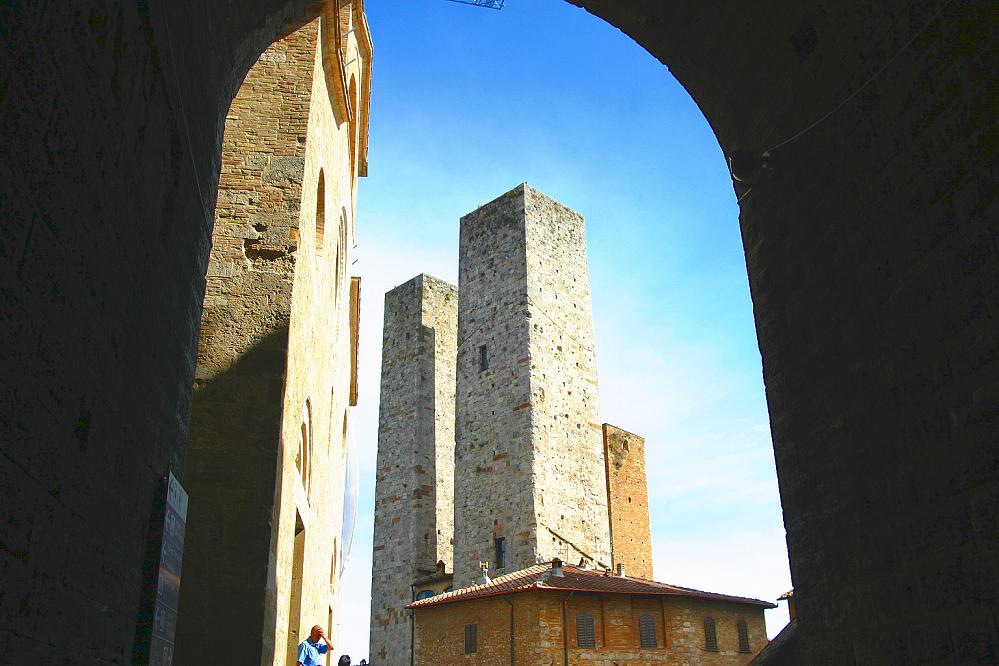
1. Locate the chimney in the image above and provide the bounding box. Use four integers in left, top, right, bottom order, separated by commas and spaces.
551, 558, 565, 578
475, 561, 490, 585
616, 563, 626, 577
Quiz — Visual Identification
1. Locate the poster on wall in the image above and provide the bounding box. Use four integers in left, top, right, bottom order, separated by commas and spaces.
148, 472, 188, 666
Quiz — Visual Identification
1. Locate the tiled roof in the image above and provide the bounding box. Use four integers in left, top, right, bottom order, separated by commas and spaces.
406, 563, 776, 609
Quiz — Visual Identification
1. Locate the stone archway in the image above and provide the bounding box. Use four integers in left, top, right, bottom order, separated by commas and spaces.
0, 1, 994, 665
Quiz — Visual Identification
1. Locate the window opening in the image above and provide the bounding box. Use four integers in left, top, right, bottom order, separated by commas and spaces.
639, 613, 657, 648
576, 612, 596, 648
285, 513, 306, 663
479, 344, 488, 372
415, 590, 435, 601
464, 624, 477, 654
704, 617, 718, 652
494, 536, 506, 569
737, 618, 751, 653
315, 170, 325, 251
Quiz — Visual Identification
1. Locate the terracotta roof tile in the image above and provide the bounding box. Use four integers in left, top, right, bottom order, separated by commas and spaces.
406, 564, 776, 609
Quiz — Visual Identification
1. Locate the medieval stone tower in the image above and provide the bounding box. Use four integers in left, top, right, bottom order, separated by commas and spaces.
369, 275, 458, 664
603, 424, 654, 580
370, 185, 650, 665
453, 183, 611, 586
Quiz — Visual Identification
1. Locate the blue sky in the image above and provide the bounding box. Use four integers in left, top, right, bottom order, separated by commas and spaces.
337, 0, 791, 657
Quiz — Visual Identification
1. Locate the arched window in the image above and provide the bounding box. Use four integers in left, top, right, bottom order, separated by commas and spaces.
330, 537, 338, 589
639, 613, 657, 648
576, 612, 596, 648
704, 617, 718, 652
415, 590, 435, 601
315, 170, 325, 251
737, 618, 751, 653
348, 76, 358, 177
297, 400, 313, 496
336, 208, 348, 304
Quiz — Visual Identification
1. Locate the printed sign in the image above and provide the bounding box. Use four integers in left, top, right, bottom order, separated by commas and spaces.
149, 472, 188, 666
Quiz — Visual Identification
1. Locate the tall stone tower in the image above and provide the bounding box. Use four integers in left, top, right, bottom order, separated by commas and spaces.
369, 274, 457, 666
453, 184, 612, 586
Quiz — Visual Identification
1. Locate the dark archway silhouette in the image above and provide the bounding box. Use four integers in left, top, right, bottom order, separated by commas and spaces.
0, 1, 994, 664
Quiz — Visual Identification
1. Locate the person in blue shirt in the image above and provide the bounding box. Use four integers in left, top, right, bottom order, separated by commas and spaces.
296, 625, 332, 666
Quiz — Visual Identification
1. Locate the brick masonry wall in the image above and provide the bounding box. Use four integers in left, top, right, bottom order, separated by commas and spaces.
174, 7, 368, 664
412, 589, 768, 665
2, 1, 995, 664
454, 184, 611, 587
603, 424, 654, 580
370, 274, 458, 666
661, 597, 769, 666
174, 21, 314, 664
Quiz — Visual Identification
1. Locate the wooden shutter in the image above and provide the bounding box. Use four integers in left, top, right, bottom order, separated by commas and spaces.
464, 623, 477, 654
576, 612, 596, 648
737, 618, 751, 653
639, 613, 657, 648
704, 617, 718, 652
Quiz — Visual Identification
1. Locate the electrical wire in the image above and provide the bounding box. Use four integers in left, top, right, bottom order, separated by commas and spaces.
765, 0, 955, 154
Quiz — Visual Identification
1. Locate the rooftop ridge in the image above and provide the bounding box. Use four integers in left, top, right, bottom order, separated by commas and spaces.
407, 563, 776, 610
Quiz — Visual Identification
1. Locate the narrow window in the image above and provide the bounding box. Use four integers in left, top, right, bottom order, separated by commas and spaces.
576, 612, 596, 648
315, 170, 325, 251
737, 618, 751, 653
479, 344, 488, 372
639, 613, 657, 648
494, 536, 506, 569
704, 617, 718, 652
464, 623, 477, 654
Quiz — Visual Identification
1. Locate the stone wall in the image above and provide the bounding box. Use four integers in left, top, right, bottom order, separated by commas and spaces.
2, 1, 995, 663
412, 590, 768, 665
603, 424, 653, 580
173, 5, 370, 664
174, 20, 314, 664
369, 274, 458, 666
453, 184, 611, 587
662, 597, 769, 666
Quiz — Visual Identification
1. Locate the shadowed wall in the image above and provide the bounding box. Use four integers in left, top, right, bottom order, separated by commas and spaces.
0, 1, 995, 664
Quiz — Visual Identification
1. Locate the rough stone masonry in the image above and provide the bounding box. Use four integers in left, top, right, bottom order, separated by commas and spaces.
453, 183, 612, 586
369, 275, 458, 665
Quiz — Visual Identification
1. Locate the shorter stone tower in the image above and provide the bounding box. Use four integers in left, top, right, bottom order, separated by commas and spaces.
369, 274, 457, 666
603, 424, 654, 579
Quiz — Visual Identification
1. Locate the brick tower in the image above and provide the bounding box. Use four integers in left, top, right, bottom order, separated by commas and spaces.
453, 184, 612, 587
369, 274, 457, 666
603, 424, 654, 580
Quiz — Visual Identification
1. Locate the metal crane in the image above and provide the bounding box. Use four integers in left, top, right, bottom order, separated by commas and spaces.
445, 0, 505, 8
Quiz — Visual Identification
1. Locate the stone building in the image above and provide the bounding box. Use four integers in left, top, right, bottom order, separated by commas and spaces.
370, 274, 458, 663
408, 560, 775, 665
372, 185, 767, 665
173, 3, 372, 664
454, 184, 612, 586
604, 425, 654, 581
4, 2, 996, 665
